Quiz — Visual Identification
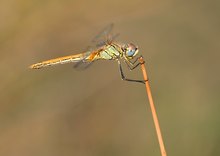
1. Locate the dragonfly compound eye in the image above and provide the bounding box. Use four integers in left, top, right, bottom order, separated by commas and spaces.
125, 43, 139, 58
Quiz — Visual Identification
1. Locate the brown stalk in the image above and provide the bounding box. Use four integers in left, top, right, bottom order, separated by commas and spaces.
139, 57, 167, 156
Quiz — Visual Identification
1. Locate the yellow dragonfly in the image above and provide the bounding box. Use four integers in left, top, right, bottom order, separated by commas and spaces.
30, 24, 145, 83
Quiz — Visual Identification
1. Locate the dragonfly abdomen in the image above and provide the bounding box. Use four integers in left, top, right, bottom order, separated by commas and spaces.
30, 53, 87, 69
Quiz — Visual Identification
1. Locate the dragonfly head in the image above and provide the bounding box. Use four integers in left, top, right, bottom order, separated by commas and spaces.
122, 43, 139, 59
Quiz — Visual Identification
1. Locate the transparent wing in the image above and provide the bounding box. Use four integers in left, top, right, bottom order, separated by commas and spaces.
91, 23, 120, 48
73, 50, 93, 70
92, 23, 114, 44
73, 24, 119, 70
73, 60, 94, 70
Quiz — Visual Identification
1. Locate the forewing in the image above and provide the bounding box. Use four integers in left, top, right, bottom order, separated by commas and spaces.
92, 23, 114, 44
91, 23, 120, 48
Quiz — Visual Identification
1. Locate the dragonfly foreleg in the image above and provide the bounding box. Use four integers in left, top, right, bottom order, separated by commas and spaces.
124, 56, 145, 71
117, 60, 146, 84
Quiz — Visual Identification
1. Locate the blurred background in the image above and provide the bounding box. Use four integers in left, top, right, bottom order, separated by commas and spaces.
0, 0, 220, 155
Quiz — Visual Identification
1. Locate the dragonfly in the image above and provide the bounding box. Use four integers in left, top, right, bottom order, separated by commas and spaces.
30, 24, 146, 84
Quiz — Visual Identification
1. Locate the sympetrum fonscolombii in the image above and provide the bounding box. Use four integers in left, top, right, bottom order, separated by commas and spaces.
30, 24, 145, 83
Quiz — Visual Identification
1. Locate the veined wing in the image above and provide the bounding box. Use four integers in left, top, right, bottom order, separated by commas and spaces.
72, 24, 117, 70
92, 23, 114, 43
30, 24, 118, 70
91, 23, 119, 48
30, 51, 91, 69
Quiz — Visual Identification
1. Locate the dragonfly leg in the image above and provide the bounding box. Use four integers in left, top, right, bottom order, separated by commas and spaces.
129, 56, 141, 64
117, 60, 146, 84
124, 56, 145, 71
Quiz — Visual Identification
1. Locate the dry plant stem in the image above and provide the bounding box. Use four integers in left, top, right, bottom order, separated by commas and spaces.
139, 57, 167, 156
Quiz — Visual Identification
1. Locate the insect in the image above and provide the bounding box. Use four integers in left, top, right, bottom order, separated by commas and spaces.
30, 24, 145, 84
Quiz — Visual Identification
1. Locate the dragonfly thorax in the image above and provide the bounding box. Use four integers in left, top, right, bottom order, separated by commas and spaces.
122, 43, 139, 59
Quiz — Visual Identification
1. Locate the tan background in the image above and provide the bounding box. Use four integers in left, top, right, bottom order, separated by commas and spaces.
0, 0, 219, 155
